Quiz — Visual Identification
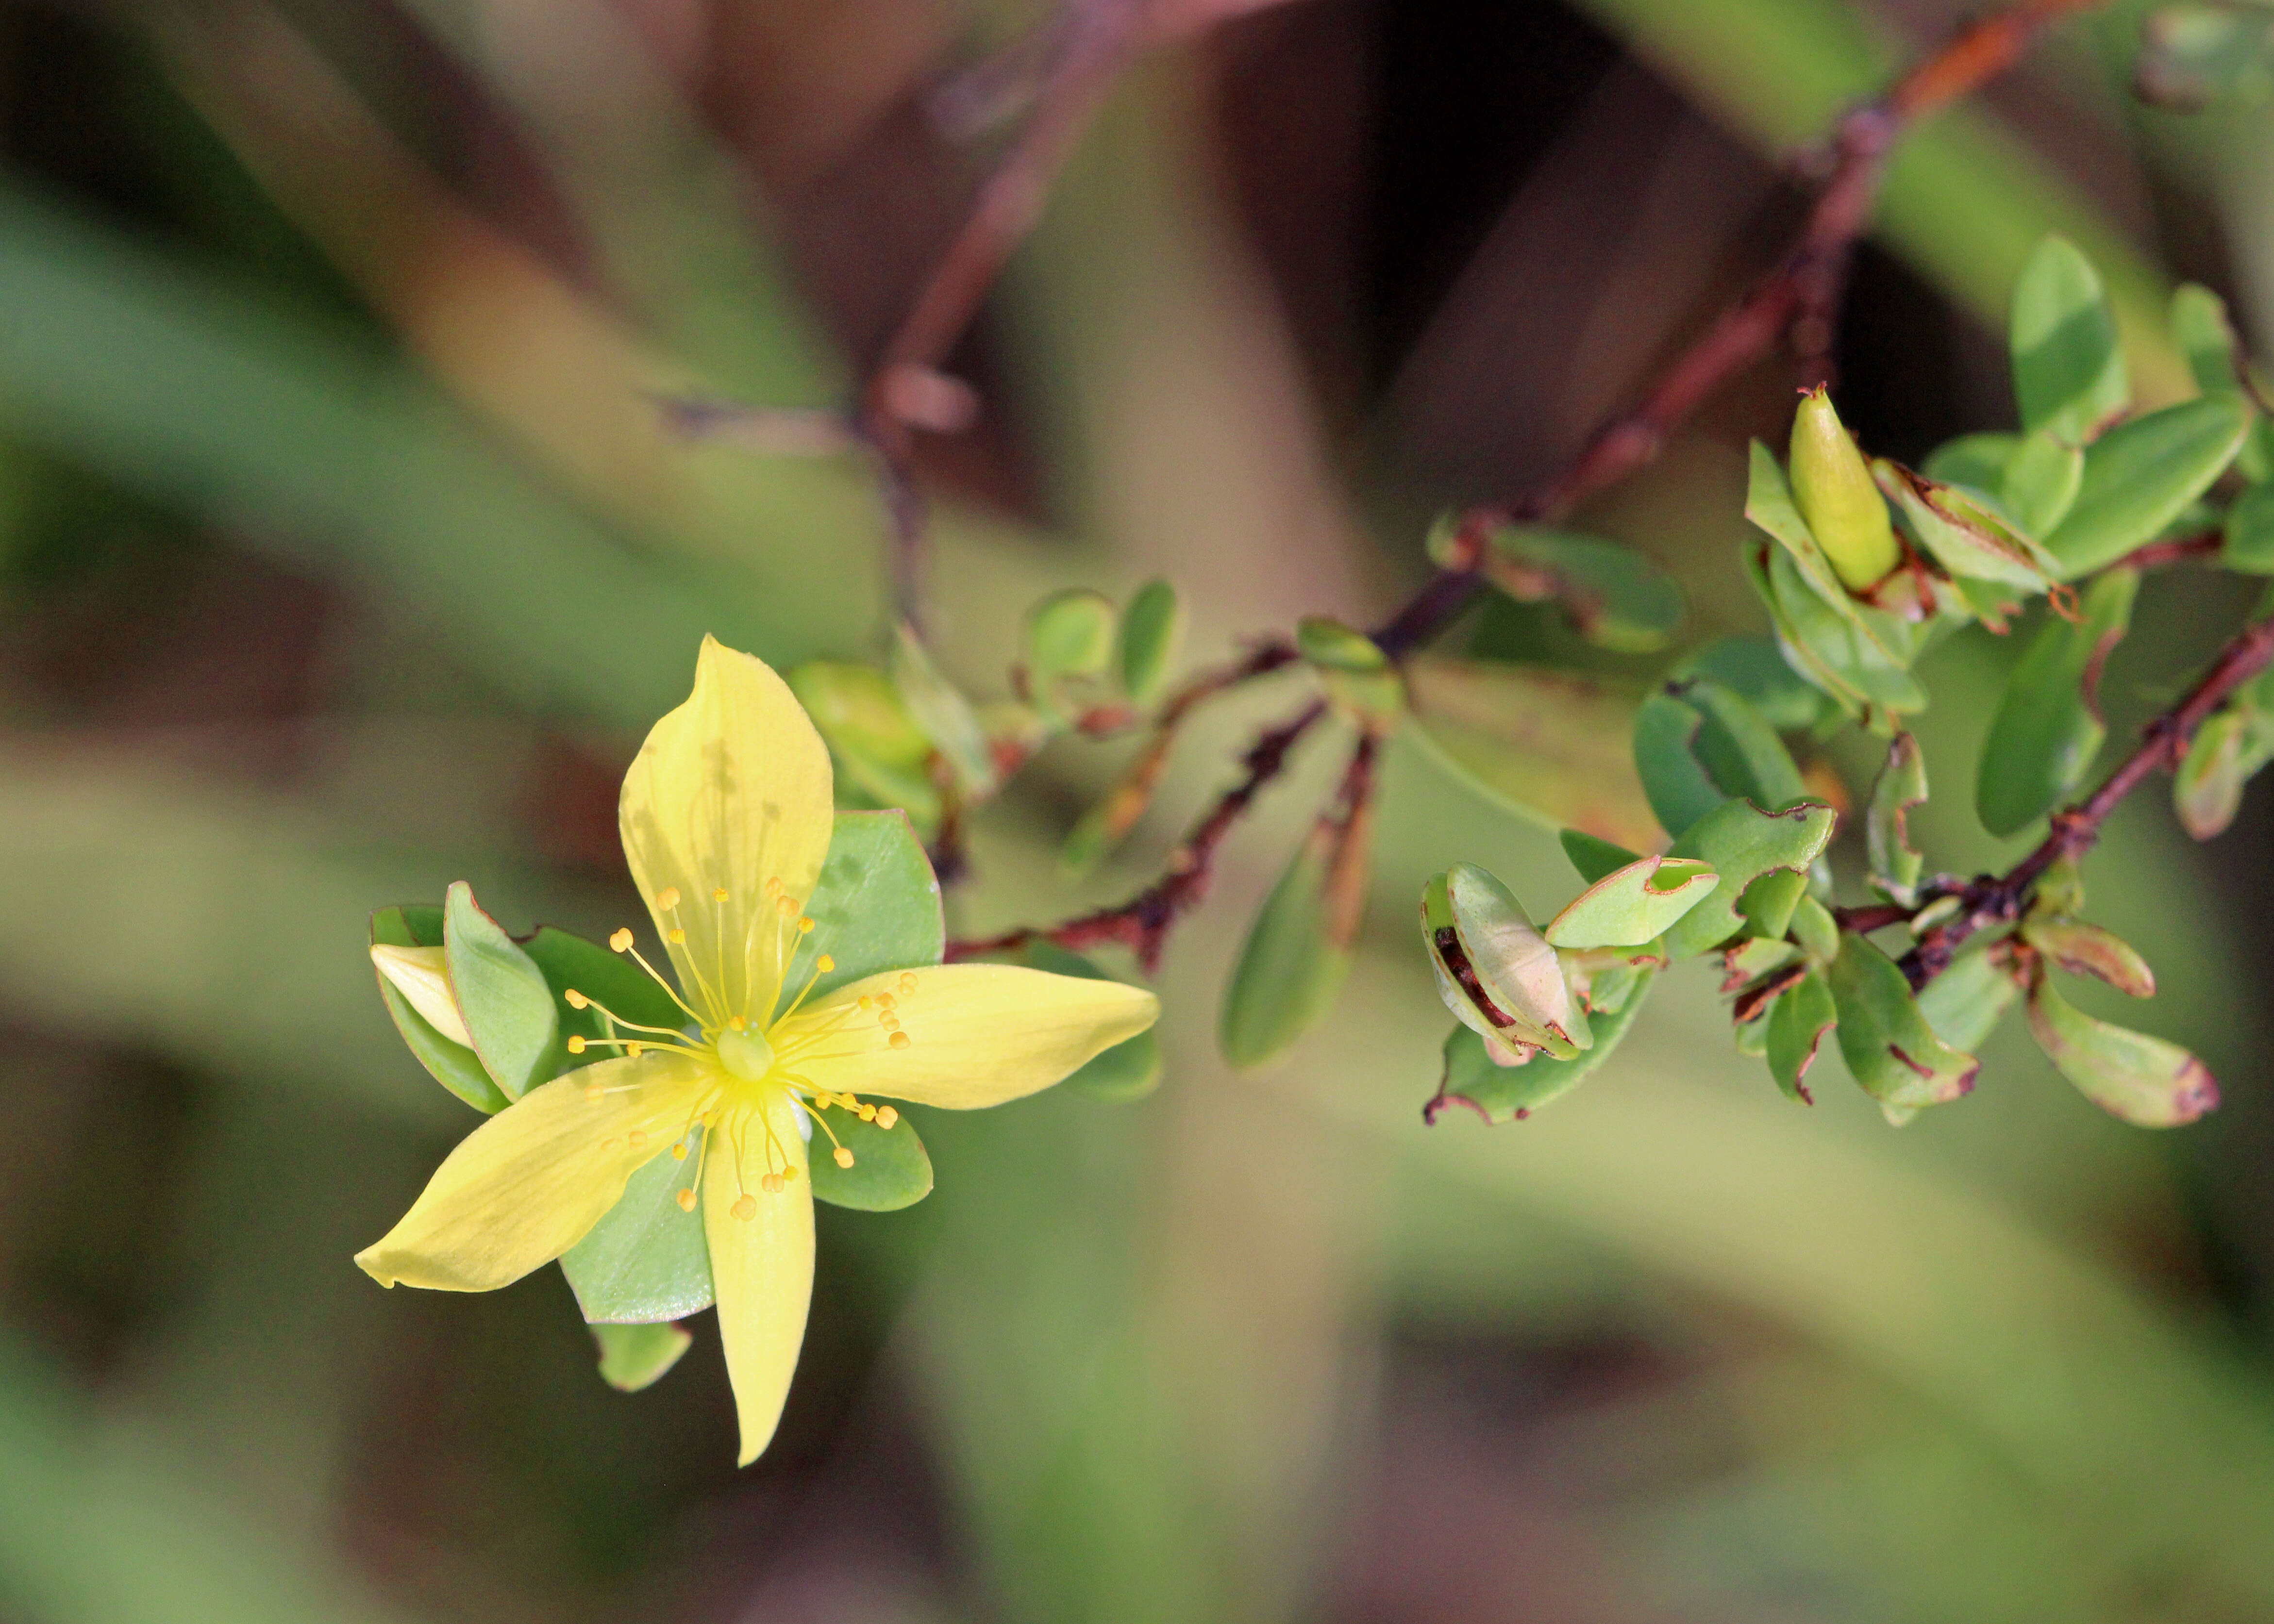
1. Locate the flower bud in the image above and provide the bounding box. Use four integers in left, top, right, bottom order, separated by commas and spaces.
371, 943, 473, 1048
1789, 388, 1900, 591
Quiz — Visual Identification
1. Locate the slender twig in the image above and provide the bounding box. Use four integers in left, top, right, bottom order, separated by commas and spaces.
948, 698, 1330, 972
1896, 613, 2274, 988
2116, 529, 2223, 573
1370, 0, 2101, 661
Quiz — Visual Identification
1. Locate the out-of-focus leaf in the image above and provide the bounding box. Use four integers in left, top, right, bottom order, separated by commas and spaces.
2044, 398, 2251, 577
561, 1129, 712, 1322
2027, 974, 2218, 1127
2171, 282, 2274, 483
1023, 589, 1117, 726
1867, 732, 1928, 906
1463, 524, 1685, 651
443, 880, 559, 1101
1671, 634, 1831, 731
803, 811, 945, 1002
789, 661, 943, 827
1423, 866, 1587, 1059
1789, 389, 1901, 590
1428, 971, 1655, 1125
2224, 481, 2274, 574
2175, 707, 2251, 838
1829, 934, 1979, 1116
1917, 945, 2022, 1054
1975, 567, 2137, 837
1545, 855, 1718, 949
2135, 3, 2274, 109
593, 1322, 693, 1392
1632, 692, 1725, 840
1060, 729, 1174, 879
371, 904, 509, 1114
891, 621, 998, 797
2010, 235, 2128, 446
2000, 430, 2085, 537
1923, 431, 2019, 497
1560, 828, 1642, 886
808, 1106, 935, 1210
2022, 918, 2157, 998
1116, 578, 1185, 706
1010, 941, 1162, 1102
1223, 823, 1354, 1069
1767, 970, 1836, 1103
1662, 799, 1838, 959
1405, 656, 1660, 849
1297, 616, 1404, 725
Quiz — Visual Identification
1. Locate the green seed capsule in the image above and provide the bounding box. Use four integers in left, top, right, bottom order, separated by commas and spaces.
1789, 387, 1900, 592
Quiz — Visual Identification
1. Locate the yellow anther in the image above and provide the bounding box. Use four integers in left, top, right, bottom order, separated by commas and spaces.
657, 887, 681, 910
899, 972, 918, 994
782, 1164, 798, 1182
839, 1092, 861, 1108
817, 954, 836, 973
765, 877, 782, 895
629, 1129, 647, 1148
880, 1016, 900, 1033
876, 993, 896, 1012
777, 895, 798, 918
602, 1138, 619, 1152
889, 1031, 912, 1051
565, 989, 589, 1010
876, 1106, 899, 1129
676, 1188, 698, 1211
859, 995, 875, 1011
733, 1194, 758, 1220
797, 916, 815, 934
668, 927, 687, 944
833, 1146, 855, 1169
567, 1035, 587, 1054
627, 1042, 645, 1058
727, 1015, 746, 1031
672, 1142, 689, 1160
858, 1103, 877, 1122
585, 1083, 605, 1103
609, 928, 634, 952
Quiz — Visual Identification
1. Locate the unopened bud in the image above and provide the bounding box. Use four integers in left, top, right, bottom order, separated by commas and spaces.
1789, 388, 1900, 591
370, 943, 473, 1048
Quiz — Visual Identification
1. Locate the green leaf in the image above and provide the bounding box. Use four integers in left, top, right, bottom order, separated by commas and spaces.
1922, 431, 2019, 497
803, 810, 945, 1003
1745, 438, 1847, 605
1405, 656, 1662, 850
560, 1128, 712, 1322
1682, 680, 1808, 809
370, 904, 509, 1114
1632, 692, 1724, 841
521, 925, 685, 1058
1116, 578, 1185, 706
2174, 707, 2250, 839
1221, 826, 1354, 1069
1670, 634, 1830, 732
1469, 525, 1685, 652
2135, 4, 2274, 110
2020, 918, 2156, 998
1866, 732, 1928, 906
2009, 235, 2127, 446
1917, 945, 2021, 1054
1661, 799, 1838, 960
1789, 894, 1840, 965
2043, 397, 2252, 577
2026, 975, 2218, 1127
1759, 544, 1928, 714
890, 621, 998, 796
1975, 567, 2137, 837
1829, 935, 1979, 1115
1767, 970, 1836, 1103
1429, 971, 1655, 1124
2172, 282, 2251, 396
1545, 855, 1719, 950
808, 1105, 934, 1211
1009, 941, 1163, 1102
2223, 481, 2274, 575
2001, 430, 2085, 537
1559, 829, 1642, 886
788, 661, 942, 829
1025, 589, 1118, 679
1879, 463, 2060, 595
444, 881, 560, 1101
592, 1322, 693, 1392
1297, 617, 1403, 726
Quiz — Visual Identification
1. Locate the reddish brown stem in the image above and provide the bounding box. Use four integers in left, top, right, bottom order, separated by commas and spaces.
1899, 613, 2274, 988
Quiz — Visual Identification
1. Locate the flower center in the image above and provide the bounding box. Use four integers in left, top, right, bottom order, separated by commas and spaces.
715, 1027, 775, 1082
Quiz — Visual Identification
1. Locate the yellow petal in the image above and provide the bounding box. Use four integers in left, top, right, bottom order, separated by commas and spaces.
620, 636, 834, 1028
704, 1092, 814, 1466
775, 965, 1158, 1110
356, 1052, 713, 1292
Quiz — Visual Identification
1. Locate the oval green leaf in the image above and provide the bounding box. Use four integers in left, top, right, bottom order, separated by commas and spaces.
1661, 799, 1838, 960
2009, 235, 2128, 446
808, 1104, 934, 1211
2043, 397, 2251, 578
1545, 856, 1718, 950
444, 881, 560, 1102
1116, 578, 1185, 706
2026, 975, 2217, 1127
1222, 825, 1353, 1070
2020, 917, 2156, 998
1866, 732, 1928, 906
1767, 970, 1836, 1103
1472, 525, 1686, 652
560, 1127, 712, 1322
1975, 566, 2136, 837
1427, 971, 1656, 1125
1828, 934, 1979, 1113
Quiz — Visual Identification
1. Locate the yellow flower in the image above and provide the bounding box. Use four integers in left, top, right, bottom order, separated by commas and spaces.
356, 637, 1158, 1463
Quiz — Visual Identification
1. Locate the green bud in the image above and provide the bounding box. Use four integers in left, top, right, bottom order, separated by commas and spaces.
1789, 388, 1900, 591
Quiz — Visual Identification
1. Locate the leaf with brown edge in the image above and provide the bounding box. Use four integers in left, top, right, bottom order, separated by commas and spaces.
2027, 974, 2218, 1128
1866, 732, 1928, 906
1767, 971, 1836, 1105
2020, 918, 2155, 998
1829, 933, 1978, 1117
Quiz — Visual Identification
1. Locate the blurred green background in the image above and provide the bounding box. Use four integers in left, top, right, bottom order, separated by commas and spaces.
3, 0, 2274, 1619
